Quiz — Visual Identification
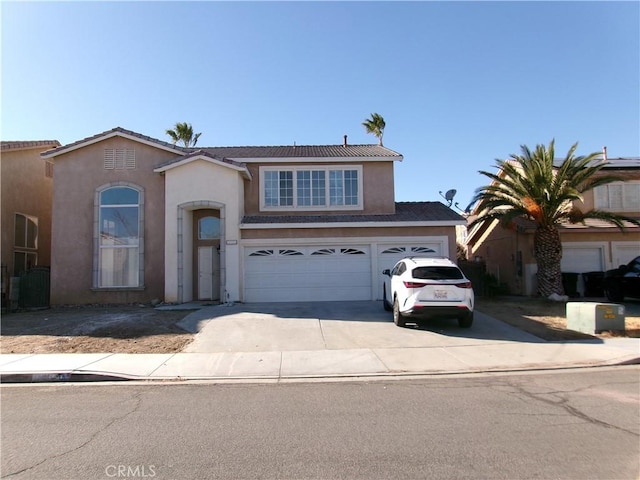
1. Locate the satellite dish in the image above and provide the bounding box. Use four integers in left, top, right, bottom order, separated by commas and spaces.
444, 189, 457, 202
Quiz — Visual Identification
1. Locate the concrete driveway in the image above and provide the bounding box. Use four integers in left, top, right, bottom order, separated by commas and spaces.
180, 301, 543, 353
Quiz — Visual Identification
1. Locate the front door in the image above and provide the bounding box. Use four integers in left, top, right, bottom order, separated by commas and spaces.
193, 210, 221, 301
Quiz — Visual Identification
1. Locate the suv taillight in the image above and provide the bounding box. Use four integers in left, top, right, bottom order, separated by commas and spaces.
403, 281, 426, 289
456, 281, 472, 289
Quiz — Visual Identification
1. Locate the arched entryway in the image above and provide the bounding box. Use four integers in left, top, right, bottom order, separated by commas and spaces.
193, 210, 221, 301
175, 201, 226, 304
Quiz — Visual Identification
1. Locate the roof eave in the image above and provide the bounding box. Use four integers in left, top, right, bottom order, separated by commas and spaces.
240, 220, 465, 229
231, 155, 403, 163
153, 154, 252, 180
41, 130, 185, 159
1, 141, 61, 152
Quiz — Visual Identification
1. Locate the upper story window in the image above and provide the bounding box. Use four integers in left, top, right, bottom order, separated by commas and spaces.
15, 213, 37, 250
260, 166, 362, 211
14, 213, 38, 276
97, 185, 142, 288
594, 181, 640, 212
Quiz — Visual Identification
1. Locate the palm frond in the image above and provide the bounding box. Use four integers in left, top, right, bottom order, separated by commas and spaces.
577, 210, 640, 230
472, 140, 637, 234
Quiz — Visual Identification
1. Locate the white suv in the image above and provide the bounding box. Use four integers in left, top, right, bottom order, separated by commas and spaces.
382, 257, 474, 328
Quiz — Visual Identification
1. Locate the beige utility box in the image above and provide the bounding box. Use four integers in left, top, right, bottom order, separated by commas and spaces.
566, 302, 625, 335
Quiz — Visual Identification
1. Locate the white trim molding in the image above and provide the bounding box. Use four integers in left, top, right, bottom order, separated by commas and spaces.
240, 220, 465, 229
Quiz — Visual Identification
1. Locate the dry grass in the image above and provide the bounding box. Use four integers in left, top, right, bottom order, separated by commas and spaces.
476, 296, 640, 341
1, 305, 193, 354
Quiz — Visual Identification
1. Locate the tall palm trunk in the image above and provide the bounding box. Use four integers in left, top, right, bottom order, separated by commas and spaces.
534, 225, 564, 297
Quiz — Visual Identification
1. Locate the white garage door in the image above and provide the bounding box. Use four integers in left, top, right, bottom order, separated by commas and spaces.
612, 244, 640, 268
561, 247, 604, 273
244, 246, 371, 302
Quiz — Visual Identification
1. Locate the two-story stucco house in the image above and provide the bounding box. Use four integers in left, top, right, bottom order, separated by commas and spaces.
41, 127, 465, 305
1, 140, 60, 307
466, 156, 640, 296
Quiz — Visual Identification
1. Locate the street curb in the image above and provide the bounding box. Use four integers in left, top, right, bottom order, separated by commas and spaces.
0, 372, 130, 383
2, 356, 638, 384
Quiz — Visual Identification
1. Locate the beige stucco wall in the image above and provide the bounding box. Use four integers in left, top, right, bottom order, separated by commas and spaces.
1, 146, 54, 277
470, 222, 639, 296
243, 161, 396, 215
573, 170, 640, 211
162, 158, 246, 303
50, 138, 173, 304
470, 224, 534, 295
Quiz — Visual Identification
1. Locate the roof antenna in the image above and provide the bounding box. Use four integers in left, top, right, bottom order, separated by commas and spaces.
439, 189, 457, 207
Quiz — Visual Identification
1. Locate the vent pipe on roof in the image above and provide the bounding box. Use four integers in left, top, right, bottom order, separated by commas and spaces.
343, 135, 348, 147
602, 146, 607, 162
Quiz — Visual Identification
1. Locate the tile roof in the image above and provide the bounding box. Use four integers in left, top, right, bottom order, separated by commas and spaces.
41, 127, 403, 161
468, 215, 639, 244
558, 218, 640, 229
1, 140, 60, 151
196, 144, 402, 159
600, 157, 640, 169
242, 202, 465, 225
41, 127, 188, 157
154, 149, 252, 179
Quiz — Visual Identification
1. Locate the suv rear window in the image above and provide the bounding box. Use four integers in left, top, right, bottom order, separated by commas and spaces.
412, 266, 463, 280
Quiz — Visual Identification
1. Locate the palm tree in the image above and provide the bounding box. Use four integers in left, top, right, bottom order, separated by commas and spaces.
469, 140, 640, 298
362, 113, 386, 146
165, 122, 202, 147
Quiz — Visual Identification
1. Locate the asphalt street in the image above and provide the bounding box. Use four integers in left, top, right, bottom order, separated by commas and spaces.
2, 366, 639, 480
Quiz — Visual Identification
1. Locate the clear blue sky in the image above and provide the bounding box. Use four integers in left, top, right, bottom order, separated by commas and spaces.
2, 1, 638, 209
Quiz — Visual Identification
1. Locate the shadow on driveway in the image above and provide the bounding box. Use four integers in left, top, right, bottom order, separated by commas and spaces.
181, 301, 551, 354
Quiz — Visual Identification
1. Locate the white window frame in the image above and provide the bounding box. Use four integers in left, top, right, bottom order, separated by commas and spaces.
93, 182, 145, 290
594, 181, 640, 212
259, 165, 363, 211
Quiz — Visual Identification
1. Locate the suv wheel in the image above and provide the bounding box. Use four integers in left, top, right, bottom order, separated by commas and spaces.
604, 286, 624, 302
458, 312, 473, 328
393, 297, 406, 327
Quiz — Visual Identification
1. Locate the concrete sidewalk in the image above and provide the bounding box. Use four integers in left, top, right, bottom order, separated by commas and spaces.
1, 304, 639, 383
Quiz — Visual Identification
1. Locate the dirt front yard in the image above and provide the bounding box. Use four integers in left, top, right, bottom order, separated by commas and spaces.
1, 298, 639, 354
476, 297, 640, 341
1, 305, 193, 354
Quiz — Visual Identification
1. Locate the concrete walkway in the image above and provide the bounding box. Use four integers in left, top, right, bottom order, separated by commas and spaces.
1, 302, 638, 383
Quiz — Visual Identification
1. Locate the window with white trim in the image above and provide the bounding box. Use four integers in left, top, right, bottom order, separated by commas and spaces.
261, 166, 362, 210
98, 186, 141, 287
594, 181, 640, 212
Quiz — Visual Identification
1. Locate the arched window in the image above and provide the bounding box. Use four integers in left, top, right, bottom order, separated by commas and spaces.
97, 186, 142, 287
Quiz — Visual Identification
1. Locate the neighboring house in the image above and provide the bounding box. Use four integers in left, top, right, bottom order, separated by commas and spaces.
41, 127, 465, 305
1, 140, 60, 307
466, 157, 640, 296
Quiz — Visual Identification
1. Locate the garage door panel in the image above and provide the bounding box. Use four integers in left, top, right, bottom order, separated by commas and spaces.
613, 244, 640, 268
377, 245, 441, 271
244, 246, 371, 302
376, 244, 443, 299
561, 246, 604, 273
